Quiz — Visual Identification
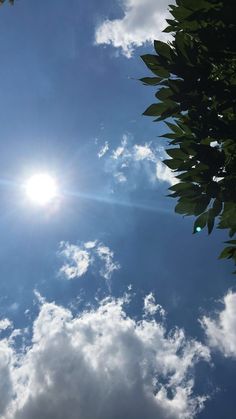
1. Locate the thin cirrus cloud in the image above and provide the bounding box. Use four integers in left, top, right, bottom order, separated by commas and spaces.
59, 240, 120, 281
99, 134, 178, 187
201, 290, 236, 358
0, 293, 210, 419
95, 0, 174, 58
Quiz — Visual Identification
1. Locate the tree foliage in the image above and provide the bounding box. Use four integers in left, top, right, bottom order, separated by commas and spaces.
0, 0, 14, 5
141, 0, 236, 270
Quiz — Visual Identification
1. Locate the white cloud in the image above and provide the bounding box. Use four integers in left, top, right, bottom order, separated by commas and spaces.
84, 241, 97, 249
1, 294, 210, 419
104, 134, 178, 187
144, 293, 166, 317
133, 144, 156, 162
0, 319, 12, 331
112, 135, 128, 160
0, 339, 14, 417
59, 241, 120, 281
98, 141, 109, 158
156, 159, 178, 186
201, 291, 236, 358
96, 245, 121, 280
95, 0, 173, 58
114, 171, 127, 183
59, 242, 90, 279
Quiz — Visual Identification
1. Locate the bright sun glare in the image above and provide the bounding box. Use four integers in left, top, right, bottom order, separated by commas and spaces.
25, 173, 58, 206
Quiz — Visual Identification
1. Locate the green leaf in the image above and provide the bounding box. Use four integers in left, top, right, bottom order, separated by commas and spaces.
163, 25, 175, 33
175, 32, 191, 62
168, 79, 183, 94
193, 196, 211, 216
225, 240, 236, 245
170, 6, 193, 20
207, 209, 215, 234
218, 203, 236, 230
141, 55, 169, 77
155, 88, 173, 101
169, 182, 196, 192
154, 104, 180, 121
219, 246, 236, 260
165, 122, 183, 136
229, 229, 236, 238
166, 148, 187, 160
154, 40, 173, 60
140, 77, 163, 85
193, 212, 208, 233
163, 158, 181, 170
175, 199, 196, 215
143, 100, 178, 119
143, 103, 167, 117
160, 133, 177, 140
212, 199, 223, 216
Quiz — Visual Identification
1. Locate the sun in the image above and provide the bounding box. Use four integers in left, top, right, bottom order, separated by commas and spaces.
25, 173, 58, 206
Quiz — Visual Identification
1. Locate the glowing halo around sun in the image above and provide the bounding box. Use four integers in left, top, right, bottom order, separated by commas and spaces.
25, 173, 58, 206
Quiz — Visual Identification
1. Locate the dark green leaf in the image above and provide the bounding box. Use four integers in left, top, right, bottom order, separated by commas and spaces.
193, 196, 211, 216
219, 246, 236, 260
225, 240, 236, 245
143, 103, 167, 117
140, 77, 163, 85
193, 213, 208, 233
166, 148, 187, 160
154, 40, 173, 60
212, 199, 223, 216
155, 88, 173, 101
175, 199, 196, 215
163, 158, 181, 170
141, 55, 169, 77
165, 122, 183, 136
207, 209, 215, 234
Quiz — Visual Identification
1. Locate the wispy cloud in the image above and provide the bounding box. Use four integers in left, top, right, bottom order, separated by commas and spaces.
0, 294, 210, 419
96, 244, 121, 280
100, 134, 178, 187
59, 240, 120, 281
201, 290, 236, 358
95, 0, 173, 58
98, 141, 109, 158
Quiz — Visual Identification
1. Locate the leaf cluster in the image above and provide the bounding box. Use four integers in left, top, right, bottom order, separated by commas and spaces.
141, 0, 236, 269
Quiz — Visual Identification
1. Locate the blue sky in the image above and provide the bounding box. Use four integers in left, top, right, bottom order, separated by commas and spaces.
0, 1, 235, 418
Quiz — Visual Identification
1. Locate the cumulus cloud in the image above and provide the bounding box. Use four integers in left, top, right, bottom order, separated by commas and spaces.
1, 294, 210, 419
201, 291, 236, 358
143, 293, 166, 317
95, 0, 174, 58
59, 241, 120, 281
102, 134, 178, 187
0, 339, 14, 417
